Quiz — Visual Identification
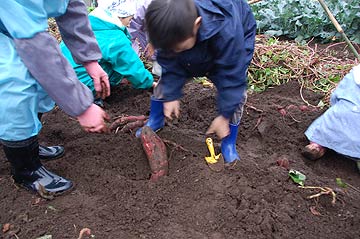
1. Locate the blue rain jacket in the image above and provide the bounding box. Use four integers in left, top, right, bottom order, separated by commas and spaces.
156, 0, 256, 118
305, 65, 360, 159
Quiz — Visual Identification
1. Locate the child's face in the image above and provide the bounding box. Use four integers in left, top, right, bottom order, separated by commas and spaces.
172, 17, 202, 53
172, 36, 197, 53
119, 16, 134, 27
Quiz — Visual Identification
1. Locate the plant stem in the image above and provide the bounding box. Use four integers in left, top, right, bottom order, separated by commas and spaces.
317, 0, 360, 61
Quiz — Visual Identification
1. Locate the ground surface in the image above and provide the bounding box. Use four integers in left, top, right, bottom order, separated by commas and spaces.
1, 78, 359, 239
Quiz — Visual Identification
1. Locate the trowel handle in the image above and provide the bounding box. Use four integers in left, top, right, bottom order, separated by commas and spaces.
206, 138, 216, 157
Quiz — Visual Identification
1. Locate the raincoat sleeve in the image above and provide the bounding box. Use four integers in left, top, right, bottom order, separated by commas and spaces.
210, 4, 256, 119
155, 52, 188, 101
55, 0, 102, 64
3, 0, 96, 117
103, 33, 154, 89
0, 1, 49, 39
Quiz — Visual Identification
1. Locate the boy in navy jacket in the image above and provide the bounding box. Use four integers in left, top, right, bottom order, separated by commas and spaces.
137, 0, 256, 165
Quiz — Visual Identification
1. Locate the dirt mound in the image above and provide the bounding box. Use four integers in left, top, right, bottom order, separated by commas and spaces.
1, 81, 359, 239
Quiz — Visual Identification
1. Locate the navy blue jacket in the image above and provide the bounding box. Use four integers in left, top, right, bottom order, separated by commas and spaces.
156, 0, 256, 118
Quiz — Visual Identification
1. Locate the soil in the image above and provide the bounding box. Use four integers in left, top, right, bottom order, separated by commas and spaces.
1, 77, 359, 239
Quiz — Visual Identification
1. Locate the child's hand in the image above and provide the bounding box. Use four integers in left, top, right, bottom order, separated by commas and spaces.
206, 115, 230, 139
164, 100, 180, 120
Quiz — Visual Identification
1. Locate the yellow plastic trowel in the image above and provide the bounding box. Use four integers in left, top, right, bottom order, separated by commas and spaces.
205, 137, 224, 172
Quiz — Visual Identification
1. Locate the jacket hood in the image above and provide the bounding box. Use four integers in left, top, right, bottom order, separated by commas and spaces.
88, 8, 131, 39
89, 7, 125, 30
195, 0, 230, 41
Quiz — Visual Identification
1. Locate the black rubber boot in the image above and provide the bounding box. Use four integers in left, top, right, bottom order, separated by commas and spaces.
2, 136, 73, 194
38, 113, 65, 160
39, 145, 65, 160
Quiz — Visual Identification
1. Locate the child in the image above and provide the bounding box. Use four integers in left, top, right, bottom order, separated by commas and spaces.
127, 0, 152, 57
136, 0, 257, 165
61, 0, 155, 107
0, 0, 110, 195
127, 0, 162, 76
302, 64, 360, 172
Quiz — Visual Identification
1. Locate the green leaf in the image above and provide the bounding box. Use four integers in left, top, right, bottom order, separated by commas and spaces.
336, 178, 347, 188
251, 0, 360, 43
289, 169, 306, 186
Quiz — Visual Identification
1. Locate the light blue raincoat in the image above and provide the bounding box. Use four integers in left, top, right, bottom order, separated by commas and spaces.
305, 65, 360, 159
0, 1, 69, 141
0, 0, 100, 141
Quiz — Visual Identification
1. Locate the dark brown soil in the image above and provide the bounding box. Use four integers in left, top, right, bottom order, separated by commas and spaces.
1, 79, 359, 239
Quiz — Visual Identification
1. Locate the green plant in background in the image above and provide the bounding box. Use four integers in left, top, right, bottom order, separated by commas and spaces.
251, 0, 360, 43
87, 6, 95, 13
247, 35, 356, 103
248, 38, 293, 92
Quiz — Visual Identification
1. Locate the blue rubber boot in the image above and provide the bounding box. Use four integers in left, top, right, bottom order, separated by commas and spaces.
221, 123, 240, 164
136, 97, 165, 137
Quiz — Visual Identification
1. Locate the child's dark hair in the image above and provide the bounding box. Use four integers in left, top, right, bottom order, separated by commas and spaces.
145, 0, 198, 50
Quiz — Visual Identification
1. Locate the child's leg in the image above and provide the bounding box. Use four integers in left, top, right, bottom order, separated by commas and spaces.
221, 90, 247, 164
135, 77, 166, 138
230, 92, 247, 125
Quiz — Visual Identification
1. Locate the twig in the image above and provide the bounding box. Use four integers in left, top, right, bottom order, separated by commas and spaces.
115, 127, 120, 134
162, 139, 191, 153
299, 185, 336, 205
246, 103, 264, 113
252, 114, 264, 130
346, 183, 360, 194
299, 81, 317, 107
248, 0, 262, 4
317, 0, 360, 60
287, 112, 301, 123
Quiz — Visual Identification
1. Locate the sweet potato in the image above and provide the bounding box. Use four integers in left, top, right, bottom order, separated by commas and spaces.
110, 115, 147, 131
120, 120, 145, 132
140, 126, 168, 181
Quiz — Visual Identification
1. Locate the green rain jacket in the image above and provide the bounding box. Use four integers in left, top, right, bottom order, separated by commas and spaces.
60, 8, 153, 95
